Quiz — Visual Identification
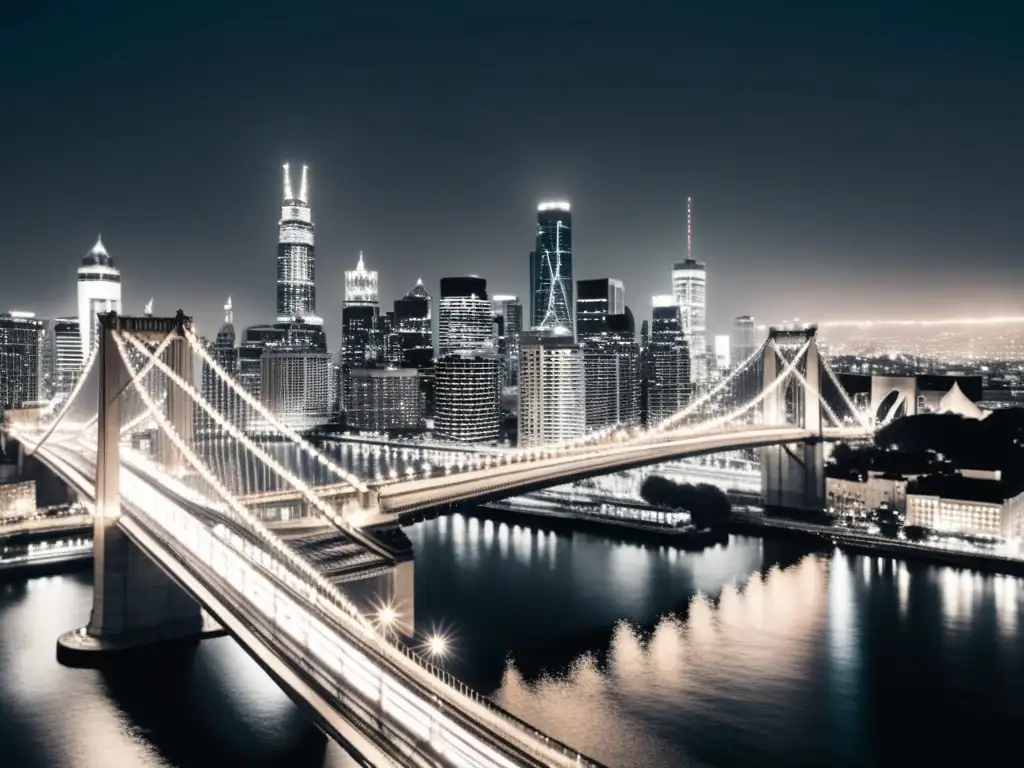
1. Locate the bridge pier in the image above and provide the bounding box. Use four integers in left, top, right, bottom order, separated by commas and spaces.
760, 326, 826, 513
58, 312, 220, 667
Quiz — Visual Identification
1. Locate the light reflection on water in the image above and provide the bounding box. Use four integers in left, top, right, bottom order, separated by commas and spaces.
409, 513, 1024, 768
2, 512, 1024, 768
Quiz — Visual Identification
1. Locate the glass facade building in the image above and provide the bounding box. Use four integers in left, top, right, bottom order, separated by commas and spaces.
434, 351, 502, 444
647, 297, 691, 423
344, 368, 423, 432
672, 258, 707, 382
530, 202, 574, 332
438, 277, 492, 357
518, 329, 586, 448
0, 312, 45, 409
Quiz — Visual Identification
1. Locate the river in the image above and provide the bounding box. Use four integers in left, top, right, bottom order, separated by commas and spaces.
2, 513, 1022, 767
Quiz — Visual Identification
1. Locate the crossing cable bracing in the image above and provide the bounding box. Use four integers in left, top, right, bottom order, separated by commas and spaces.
120, 332, 390, 559
818, 355, 873, 430
22, 342, 100, 455
647, 337, 772, 435
775, 343, 848, 429
112, 334, 587, 762
63, 329, 180, 446
181, 327, 369, 496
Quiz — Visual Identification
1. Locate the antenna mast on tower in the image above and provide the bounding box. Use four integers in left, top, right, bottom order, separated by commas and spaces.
687, 195, 693, 260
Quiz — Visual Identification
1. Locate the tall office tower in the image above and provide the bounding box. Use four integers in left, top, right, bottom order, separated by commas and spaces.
518, 328, 586, 448
731, 315, 757, 365
394, 279, 434, 412
77, 235, 122, 360
670, 197, 706, 382
199, 298, 241, 435
501, 297, 523, 386
640, 320, 650, 349
344, 368, 423, 432
582, 310, 641, 432
438, 277, 492, 356
530, 201, 574, 332
276, 163, 320, 324
395, 280, 432, 368
380, 311, 402, 367
646, 296, 691, 424
340, 251, 382, 403
345, 251, 379, 307
576, 278, 624, 342
260, 350, 331, 431
491, 294, 521, 387
0, 312, 45, 408
49, 317, 82, 405
434, 351, 502, 443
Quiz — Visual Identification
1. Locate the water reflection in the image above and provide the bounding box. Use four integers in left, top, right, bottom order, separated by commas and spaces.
410, 513, 1024, 768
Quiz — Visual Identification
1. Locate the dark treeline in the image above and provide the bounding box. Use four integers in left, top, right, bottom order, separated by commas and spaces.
829, 409, 1024, 492
639, 476, 732, 530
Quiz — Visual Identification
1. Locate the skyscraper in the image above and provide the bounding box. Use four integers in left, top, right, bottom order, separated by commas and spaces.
576, 278, 624, 342
276, 163, 320, 324
731, 315, 757, 365
502, 297, 523, 387
581, 310, 641, 432
518, 328, 586, 448
438, 277, 492, 356
671, 198, 706, 382
49, 317, 82, 406
394, 279, 434, 413
260, 350, 331, 431
199, 298, 241, 435
340, 252, 381, 405
646, 295, 691, 423
434, 351, 501, 443
344, 368, 423, 432
77, 235, 122, 360
0, 312, 45, 408
530, 201, 574, 332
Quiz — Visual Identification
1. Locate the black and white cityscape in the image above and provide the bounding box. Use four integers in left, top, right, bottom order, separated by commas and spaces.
1, 3, 1023, 768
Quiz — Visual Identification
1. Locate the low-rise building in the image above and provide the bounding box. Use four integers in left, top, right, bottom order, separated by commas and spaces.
906, 474, 1024, 540
826, 471, 913, 521
344, 368, 423, 432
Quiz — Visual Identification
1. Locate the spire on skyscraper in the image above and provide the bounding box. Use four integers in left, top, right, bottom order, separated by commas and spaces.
144, 298, 153, 316
298, 165, 309, 203
283, 163, 293, 201
224, 296, 233, 324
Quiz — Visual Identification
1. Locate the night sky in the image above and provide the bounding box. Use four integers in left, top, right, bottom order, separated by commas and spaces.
1, 1, 1021, 340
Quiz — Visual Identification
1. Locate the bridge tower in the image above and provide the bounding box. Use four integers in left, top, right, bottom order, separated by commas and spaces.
760, 325, 825, 513
60, 311, 212, 665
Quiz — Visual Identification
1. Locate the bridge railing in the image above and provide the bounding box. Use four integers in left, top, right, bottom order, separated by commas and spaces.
116, 466, 601, 767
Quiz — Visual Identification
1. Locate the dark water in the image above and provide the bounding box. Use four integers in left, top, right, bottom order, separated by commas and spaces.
3, 515, 1023, 767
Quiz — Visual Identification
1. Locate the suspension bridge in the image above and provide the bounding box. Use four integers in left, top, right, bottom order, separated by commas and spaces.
3, 311, 870, 767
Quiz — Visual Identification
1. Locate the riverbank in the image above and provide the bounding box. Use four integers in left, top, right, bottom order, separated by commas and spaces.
476, 498, 1024, 577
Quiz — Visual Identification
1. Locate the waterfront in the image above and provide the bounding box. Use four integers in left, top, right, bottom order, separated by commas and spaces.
3, 515, 1024, 767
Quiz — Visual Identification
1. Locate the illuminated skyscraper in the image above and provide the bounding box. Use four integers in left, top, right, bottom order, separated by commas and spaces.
530, 201, 574, 333
276, 163, 320, 324
0, 312, 45, 408
49, 317, 82, 406
76, 235, 122, 359
438, 277, 491, 356
731, 315, 757, 365
647, 295, 691, 423
434, 351, 501, 443
344, 251, 379, 307
518, 329, 586, 448
671, 197, 706, 382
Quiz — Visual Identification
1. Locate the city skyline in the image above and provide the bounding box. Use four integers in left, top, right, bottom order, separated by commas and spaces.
1, 2, 1021, 340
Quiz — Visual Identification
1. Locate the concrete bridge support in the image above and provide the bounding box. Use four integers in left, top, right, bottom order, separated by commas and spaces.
59, 312, 214, 666
760, 327, 825, 513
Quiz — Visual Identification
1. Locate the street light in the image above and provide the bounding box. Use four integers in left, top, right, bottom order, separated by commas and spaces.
427, 633, 448, 659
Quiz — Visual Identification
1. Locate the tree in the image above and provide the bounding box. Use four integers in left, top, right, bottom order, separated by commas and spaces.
640, 476, 732, 530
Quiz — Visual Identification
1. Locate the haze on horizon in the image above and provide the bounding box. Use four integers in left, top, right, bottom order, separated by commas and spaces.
0, 1, 1020, 339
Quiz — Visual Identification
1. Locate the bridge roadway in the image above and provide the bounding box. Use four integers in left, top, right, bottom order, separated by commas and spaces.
30, 439, 604, 768
376, 425, 869, 518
